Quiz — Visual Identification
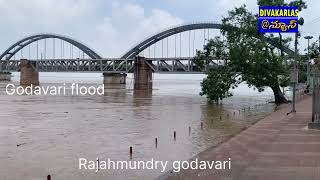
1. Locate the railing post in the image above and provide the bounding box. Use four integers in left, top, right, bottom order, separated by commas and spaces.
126, 60, 128, 72
100, 60, 103, 72
312, 74, 316, 122
77, 60, 80, 71
157, 59, 160, 72
309, 71, 320, 129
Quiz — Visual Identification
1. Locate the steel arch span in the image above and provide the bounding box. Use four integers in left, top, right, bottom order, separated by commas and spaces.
121, 22, 295, 59
0, 34, 102, 60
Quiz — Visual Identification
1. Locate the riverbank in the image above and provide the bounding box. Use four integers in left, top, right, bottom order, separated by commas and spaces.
161, 96, 319, 180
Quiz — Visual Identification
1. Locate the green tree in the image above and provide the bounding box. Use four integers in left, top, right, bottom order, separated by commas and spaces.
297, 42, 320, 81
308, 42, 320, 70
200, 66, 236, 103
309, 42, 320, 59
195, 37, 237, 103
197, 0, 307, 105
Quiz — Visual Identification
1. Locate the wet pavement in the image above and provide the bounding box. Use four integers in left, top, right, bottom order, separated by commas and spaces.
164, 96, 320, 180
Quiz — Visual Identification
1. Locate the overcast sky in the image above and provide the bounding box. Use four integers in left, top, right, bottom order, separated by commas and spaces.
0, 0, 319, 58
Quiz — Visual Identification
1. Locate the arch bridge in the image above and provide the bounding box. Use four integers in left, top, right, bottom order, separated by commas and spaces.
0, 23, 294, 89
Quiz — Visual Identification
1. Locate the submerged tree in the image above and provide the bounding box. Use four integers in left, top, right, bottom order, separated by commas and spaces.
195, 37, 237, 103
197, 0, 307, 105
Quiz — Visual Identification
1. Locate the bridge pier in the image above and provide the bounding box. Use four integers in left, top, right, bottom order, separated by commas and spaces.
0, 72, 12, 81
134, 57, 153, 90
20, 59, 39, 86
103, 73, 127, 85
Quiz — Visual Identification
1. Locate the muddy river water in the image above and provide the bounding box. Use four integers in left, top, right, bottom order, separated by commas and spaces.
0, 73, 276, 180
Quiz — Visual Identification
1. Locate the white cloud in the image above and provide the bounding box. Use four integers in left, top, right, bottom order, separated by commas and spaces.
2, 0, 315, 58
96, 17, 117, 36
111, 2, 145, 20
218, 0, 257, 11
140, 9, 184, 34
0, 0, 183, 58
0, 0, 93, 26
91, 2, 183, 57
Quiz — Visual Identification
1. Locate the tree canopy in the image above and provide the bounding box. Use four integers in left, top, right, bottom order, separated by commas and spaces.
197, 0, 307, 104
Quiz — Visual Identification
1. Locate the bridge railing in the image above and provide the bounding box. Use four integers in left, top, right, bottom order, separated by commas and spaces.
145, 57, 220, 73
0, 57, 220, 73
0, 59, 135, 73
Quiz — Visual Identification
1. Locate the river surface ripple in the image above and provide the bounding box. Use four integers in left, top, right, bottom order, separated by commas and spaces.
0, 73, 275, 179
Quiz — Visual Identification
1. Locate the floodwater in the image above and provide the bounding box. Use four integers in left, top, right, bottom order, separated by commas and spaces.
0, 73, 276, 180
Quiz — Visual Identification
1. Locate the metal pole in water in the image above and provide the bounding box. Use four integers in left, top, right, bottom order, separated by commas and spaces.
155, 138, 158, 148
129, 146, 133, 157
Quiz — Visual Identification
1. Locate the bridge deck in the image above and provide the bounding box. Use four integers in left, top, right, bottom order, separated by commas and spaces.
0, 58, 220, 73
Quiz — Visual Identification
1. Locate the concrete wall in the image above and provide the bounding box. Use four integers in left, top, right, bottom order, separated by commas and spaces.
103, 73, 127, 84
20, 59, 39, 86
0, 72, 12, 81
134, 57, 153, 90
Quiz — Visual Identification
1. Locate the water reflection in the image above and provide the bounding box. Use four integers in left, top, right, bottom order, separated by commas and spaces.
133, 89, 153, 99
104, 84, 126, 95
